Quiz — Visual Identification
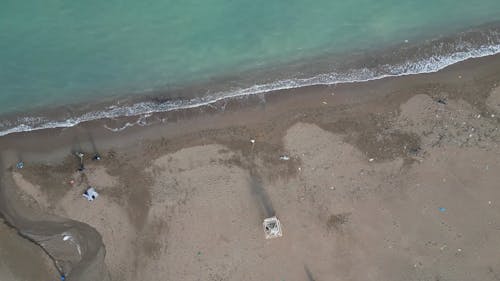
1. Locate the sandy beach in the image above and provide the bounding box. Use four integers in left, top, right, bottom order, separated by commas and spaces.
1, 54, 500, 281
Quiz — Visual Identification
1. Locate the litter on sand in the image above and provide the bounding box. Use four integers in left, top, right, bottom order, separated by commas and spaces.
437, 98, 447, 105
263, 216, 283, 239
279, 155, 290, 161
16, 161, 24, 169
439, 207, 446, 212
83, 187, 99, 201
250, 139, 256, 151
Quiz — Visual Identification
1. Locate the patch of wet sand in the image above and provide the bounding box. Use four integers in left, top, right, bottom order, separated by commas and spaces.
0, 219, 58, 281
0, 169, 110, 281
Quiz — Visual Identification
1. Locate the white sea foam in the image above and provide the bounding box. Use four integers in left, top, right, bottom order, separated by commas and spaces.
103, 113, 152, 132
1, 39, 500, 137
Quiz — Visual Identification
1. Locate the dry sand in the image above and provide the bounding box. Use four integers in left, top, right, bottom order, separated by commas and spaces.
0, 55, 500, 281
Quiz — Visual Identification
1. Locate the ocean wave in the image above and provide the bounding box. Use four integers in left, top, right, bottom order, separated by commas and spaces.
1, 30, 500, 137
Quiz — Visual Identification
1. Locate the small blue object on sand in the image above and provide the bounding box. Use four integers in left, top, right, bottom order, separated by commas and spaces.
16, 161, 24, 169
439, 207, 446, 212
60, 274, 66, 280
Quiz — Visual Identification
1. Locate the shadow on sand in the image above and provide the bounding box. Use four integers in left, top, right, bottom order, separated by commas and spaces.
248, 173, 275, 218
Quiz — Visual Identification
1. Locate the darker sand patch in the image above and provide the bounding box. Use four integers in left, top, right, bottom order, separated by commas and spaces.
141, 240, 162, 259
18, 158, 75, 204
143, 125, 301, 184
138, 217, 169, 259
101, 158, 153, 230
248, 175, 275, 218
326, 213, 350, 231
327, 114, 421, 163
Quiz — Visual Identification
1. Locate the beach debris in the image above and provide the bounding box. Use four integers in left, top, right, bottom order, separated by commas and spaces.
92, 153, 101, 161
263, 216, 283, 239
322, 101, 328, 105
404, 39, 409, 43
439, 207, 446, 212
83, 187, 99, 201
436, 98, 447, 105
368, 158, 375, 162
408, 146, 421, 156
279, 155, 290, 161
250, 138, 256, 150
16, 161, 24, 169
60, 274, 66, 281
61, 232, 82, 256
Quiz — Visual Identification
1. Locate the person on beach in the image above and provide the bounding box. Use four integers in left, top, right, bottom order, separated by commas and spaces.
76, 152, 85, 171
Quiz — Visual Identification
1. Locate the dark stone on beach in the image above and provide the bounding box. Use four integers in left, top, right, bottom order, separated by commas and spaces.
408, 146, 422, 155
437, 98, 447, 105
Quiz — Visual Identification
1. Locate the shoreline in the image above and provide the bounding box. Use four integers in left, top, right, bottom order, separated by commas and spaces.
0, 48, 499, 281
1, 52, 499, 158
1, 23, 499, 137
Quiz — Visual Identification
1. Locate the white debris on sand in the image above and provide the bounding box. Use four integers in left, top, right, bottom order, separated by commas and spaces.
83, 187, 99, 201
263, 216, 283, 239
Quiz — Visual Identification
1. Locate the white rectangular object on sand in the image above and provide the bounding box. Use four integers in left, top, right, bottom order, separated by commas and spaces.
83, 187, 99, 201
263, 216, 283, 239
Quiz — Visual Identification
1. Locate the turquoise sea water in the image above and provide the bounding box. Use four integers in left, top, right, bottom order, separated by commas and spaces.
1, 0, 500, 135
